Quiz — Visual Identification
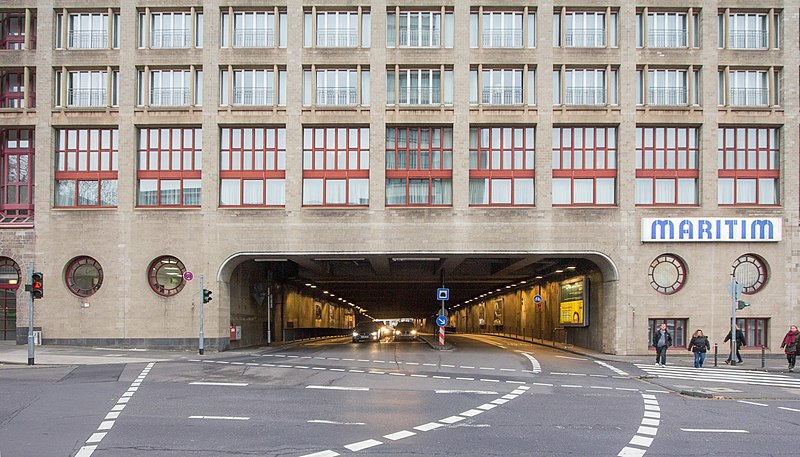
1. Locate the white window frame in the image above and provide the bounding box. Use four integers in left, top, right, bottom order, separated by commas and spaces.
138, 68, 202, 107
58, 12, 118, 50
221, 10, 287, 48
220, 67, 285, 107
56, 69, 118, 108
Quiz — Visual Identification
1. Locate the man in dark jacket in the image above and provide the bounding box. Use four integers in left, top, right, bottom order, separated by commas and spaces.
724, 325, 746, 364
652, 323, 673, 366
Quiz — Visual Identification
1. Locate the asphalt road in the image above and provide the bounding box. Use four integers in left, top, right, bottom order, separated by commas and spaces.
2, 335, 800, 456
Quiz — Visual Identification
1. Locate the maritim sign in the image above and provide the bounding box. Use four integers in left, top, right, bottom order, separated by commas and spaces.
642, 217, 782, 242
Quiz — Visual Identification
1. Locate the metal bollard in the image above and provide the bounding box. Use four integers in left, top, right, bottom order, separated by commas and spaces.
714, 343, 718, 367
761, 346, 766, 368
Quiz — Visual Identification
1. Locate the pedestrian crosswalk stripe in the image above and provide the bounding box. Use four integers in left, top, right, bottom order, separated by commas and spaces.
635, 364, 800, 388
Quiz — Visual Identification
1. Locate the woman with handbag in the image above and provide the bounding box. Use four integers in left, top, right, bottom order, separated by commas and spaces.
781, 325, 799, 371
688, 329, 711, 368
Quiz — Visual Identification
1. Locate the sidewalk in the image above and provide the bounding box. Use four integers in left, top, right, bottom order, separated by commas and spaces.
0, 340, 189, 366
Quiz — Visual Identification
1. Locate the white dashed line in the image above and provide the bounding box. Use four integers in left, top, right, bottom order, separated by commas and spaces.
299, 451, 339, 457
778, 407, 800, 412
617, 393, 660, 457
414, 422, 444, 431
384, 430, 416, 440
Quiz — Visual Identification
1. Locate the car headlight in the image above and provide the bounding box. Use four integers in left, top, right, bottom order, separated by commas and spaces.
410, 330, 417, 335
370, 332, 377, 336
395, 330, 400, 335
352, 332, 359, 337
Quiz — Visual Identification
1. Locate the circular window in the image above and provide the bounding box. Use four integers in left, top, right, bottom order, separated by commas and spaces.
0, 257, 21, 289
148, 256, 186, 297
733, 254, 768, 294
648, 254, 686, 295
66, 256, 103, 297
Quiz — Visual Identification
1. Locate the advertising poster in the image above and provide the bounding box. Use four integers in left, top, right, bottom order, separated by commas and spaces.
560, 277, 588, 327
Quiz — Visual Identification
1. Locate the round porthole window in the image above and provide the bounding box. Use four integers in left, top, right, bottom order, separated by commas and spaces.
66, 256, 103, 297
733, 254, 768, 294
648, 254, 686, 295
147, 256, 186, 297
0, 257, 21, 289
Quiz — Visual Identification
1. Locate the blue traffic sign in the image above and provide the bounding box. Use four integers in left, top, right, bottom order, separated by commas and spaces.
436, 315, 448, 327
437, 288, 449, 300
533, 295, 542, 304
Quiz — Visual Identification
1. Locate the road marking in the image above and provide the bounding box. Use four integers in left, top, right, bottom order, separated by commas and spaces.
460, 366, 475, 369
86, 433, 106, 443
384, 430, 416, 440
414, 422, 444, 431
681, 429, 749, 433
479, 367, 495, 370
460, 409, 484, 417
521, 352, 542, 373
590, 386, 613, 390
190, 382, 248, 387
555, 355, 588, 360
75, 446, 97, 457
435, 390, 498, 395
617, 392, 660, 457
562, 384, 583, 388
595, 360, 629, 376
423, 363, 437, 366
442, 364, 455, 367
477, 403, 498, 410
456, 377, 475, 381
307, 420, 365, 425
439, 415, 465, 424
306, 385, 369, 391
480, 379, 500, 383
432, 375, 451, 379
299, 451, 340, 457
532, 382, 553, 387
778, 407, 800, 412
189, 416, 250, 420
410, 374, 428, 378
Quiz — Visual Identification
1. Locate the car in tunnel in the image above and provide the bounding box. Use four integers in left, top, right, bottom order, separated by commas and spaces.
352, 321, 383, 343
393, 321, 418, 341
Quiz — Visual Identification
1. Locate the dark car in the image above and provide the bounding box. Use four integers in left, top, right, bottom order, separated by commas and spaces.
352, 321, 382, 343
393, 321, 418, 341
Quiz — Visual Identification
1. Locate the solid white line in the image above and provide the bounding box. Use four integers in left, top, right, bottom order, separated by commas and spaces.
306, 385, 370, 391
344, 439, 382, 451
189, 416, 250, 420
86, 432, 107, 444
681, 429, 749, 433
75, 445, 97, 457
435, 390, 498, 394
778, 407, 800, 412
307, 420, 365, 425
384, 430, 416, 440
738, 400, 769, 407
299, 451, 340, 457
190, 382, 248, 387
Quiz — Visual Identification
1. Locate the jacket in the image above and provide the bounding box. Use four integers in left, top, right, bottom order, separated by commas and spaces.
652, 329, 673, 348
724, 329, 746, 348
781, 331, 799, 355
688, 335, 710, 353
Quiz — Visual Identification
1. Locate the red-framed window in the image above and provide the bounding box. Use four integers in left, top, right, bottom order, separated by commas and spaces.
302, 127, 369, 206
0, 128, 34, 223
54, 128, 118, 208
0, 12, 35, 50
386, 126, 453, 206
469, 126, 535, 206
0, 256, 20, 341
647, 318, 687, 348
635, 126, 699, 206
552, 126, 617, 206
137, 127, 202, 207
65, 256, 103, 297
0, 69, 35, 108
220, 126, 286, 207
737, 317, 768, 348
717, 127, 779, 205
147, 255, 186, 297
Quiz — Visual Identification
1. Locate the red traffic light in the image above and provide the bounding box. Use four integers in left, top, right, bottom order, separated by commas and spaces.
31, 272, 43, 299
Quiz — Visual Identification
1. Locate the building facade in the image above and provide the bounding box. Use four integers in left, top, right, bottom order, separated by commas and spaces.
0, 0, 797, 355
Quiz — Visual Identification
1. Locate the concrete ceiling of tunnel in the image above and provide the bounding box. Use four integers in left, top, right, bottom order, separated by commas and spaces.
270, 254, 602, 319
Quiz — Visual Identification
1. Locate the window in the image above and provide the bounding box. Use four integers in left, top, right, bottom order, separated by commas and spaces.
469, 127, 535, 206
1, 11, 36, 49
554, 10, 617, 47
0, 257, 20, 341
737, 318, 768, 348
0, 128, 34, 224
648, 319, 687, 348
147, 255, 186, 297
636, 68, 700, 106
386, 127, 452, 206
636, 11, 699, 48
719, 68, 779, 107
387, 68, 452, 106
648, 254, 687, 295
138, 68, 202, 108
305, 10, 370, 48
55, 69, 119, 109
302, 127, 369, 206
137, 127, 202, 207
65, 256, 103, 297
304, 68, 369, 107
469, 11, 532, 48
470, 67, 535, 106
139, 10, 202, 49
220, 127, 286, 206
552, 127, 616, 206
221, 10, 287, 48
553, 67, 617, 106
56, 11, 118, 49
220, 68, 285, 107
387, 10, 452, 48
0, 68, 35, 109
54, 128, 118, 208
717, 127, 779, 205
733, 254, 768, 294
719, 11, 779, 49
635, 127, 699, 206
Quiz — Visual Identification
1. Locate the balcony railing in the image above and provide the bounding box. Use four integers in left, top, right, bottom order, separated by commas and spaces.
233, 28, 274, 48
565, 87, 605, 105
151, 28, 191, 48
316, 87, 357, 105
648, 29, 688, 48
67, 88, 107, 107
316, 28, 357, 47
68, 30, 107, 49
398, 86, 441, 105
233, 87, 274, 106
565, 28, 605, 47
482, 29, 523, 48
648, 87, 687, 105
729, 87, 769, 107
398, 28, 440, 47
481, 87, 523, 105
149, 88, 190, 106
728, 30, 767, 49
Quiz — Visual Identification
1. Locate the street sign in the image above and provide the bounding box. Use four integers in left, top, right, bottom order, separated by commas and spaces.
183, 271, 194, 281
533, 295, 542, 304
437, 288, 449, 300
436, 315, 448, 327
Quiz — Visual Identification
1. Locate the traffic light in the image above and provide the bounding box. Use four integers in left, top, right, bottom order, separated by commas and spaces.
202, 288, 212, 303
31, 272, 43, 299
737, 300, 750, 310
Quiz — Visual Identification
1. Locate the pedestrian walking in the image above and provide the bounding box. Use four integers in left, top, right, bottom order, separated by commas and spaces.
688, 329, 711, 368
724, 325, 746, 364
651, 322, 672, 366
780, 325, 799, 372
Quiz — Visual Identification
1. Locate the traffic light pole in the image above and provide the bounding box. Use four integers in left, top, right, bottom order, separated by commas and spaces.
27, 261, 34, 365
199, 273, 204, 355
